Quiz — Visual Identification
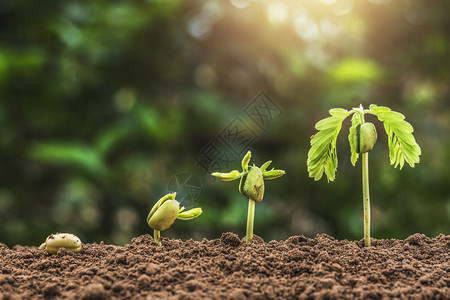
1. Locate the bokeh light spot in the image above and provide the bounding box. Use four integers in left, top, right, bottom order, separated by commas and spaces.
194, 64, 217, 88
320, 18, 341, 38
267, 2, 288, 25
403, 2, 428, 25
320, 0, 337, 5
294, 13, 319, 40
187, 2, 221, 39
115, 88, 136, 112
330, 58, 382, 82
115, 207, 138, 232
368, 0, 391, 4
230, 0, 250, 9
331, 0, 353, 16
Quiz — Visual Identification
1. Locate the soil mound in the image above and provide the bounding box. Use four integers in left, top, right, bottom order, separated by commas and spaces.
1, 233, 449, 299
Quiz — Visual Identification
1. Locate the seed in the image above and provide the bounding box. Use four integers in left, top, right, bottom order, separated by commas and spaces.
147, 200, 180, 231
40, 233, 82, 254
239, 166, 265, 202
356, 122, 378, 153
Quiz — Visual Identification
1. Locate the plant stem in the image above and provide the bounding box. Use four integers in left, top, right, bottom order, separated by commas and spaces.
362, 152, 371, 247
154, 229, 161, 247
246, 199, 255, 243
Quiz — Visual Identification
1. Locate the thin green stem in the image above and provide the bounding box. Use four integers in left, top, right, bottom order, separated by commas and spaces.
362, 152, 371, 247
154, 229, 161, 247
246, 199, 255, 243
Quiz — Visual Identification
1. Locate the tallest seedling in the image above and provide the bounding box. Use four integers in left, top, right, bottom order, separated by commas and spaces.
307, 105, 421, 247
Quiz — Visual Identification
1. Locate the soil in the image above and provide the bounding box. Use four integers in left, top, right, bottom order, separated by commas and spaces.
0, 233, 449, 299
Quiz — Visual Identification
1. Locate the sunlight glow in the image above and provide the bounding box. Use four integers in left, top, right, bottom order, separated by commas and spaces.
294, 13, 319, 40
230, 0, 250, 9
320, 18, 341, 38
331, 0, 353, 16
368, 0, 391, 4
403, 2, 428, 25
187, 2, 221, 39
267, 2, 289, 24
320, 0, 337, 4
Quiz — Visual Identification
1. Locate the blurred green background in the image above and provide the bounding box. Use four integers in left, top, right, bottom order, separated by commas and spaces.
0, 0, 448, 247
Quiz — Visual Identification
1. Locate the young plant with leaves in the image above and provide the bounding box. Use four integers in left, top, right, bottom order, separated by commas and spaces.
147, 192, 202, 246
212, 151, 285, 242
307, 105, 421, 247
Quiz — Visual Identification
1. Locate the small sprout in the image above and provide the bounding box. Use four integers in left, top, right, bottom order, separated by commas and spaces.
307, 104, 421, 247
148, 199, 180, 231
39, 233, 82, 254
212, 151, 285, 242
147, 192, 202, 246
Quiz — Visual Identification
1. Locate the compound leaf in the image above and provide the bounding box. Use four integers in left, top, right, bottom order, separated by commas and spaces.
369, 106, 421, 169
307, 110, 350, 181
348, 113, 361, 166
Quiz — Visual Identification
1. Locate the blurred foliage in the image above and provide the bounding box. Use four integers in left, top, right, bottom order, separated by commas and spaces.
0, 0, 448, 247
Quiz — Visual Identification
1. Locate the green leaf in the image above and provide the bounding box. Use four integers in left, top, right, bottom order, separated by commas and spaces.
369, 107, 421, 169
241, 151, 251, 172
390, 120, 413, 133
380, 111, 405, 121
262, 169, 285, 180
369, 105, 391, 114
177, 207, 203, 220
329, 108, 349, 118
307, 111, 350, 182
315, 117, 343, 131
211, 170, 243, 181
324, 148, 337, 181
311, 128, 337, 146
348, 114, 361, 166
260, 160, 272, 172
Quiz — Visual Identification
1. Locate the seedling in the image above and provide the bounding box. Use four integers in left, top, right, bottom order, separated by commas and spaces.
212, 151, 285, 242
307, 105, 421, 246
39, 233, 82, 254
147, 192, 202, 246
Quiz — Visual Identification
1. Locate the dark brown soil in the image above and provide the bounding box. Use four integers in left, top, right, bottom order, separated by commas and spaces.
1, 233, 449, 299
